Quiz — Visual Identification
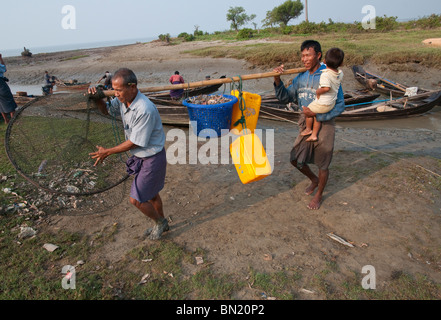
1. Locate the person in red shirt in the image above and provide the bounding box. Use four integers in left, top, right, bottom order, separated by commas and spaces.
169, 71, 184, 100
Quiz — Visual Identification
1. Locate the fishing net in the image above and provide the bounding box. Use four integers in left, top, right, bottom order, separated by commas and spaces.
5, 92, 130, 201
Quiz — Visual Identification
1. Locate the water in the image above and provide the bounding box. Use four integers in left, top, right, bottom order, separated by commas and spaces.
337, 105, 441, 133
9, 84, 43, 96
2, 37, 156, 58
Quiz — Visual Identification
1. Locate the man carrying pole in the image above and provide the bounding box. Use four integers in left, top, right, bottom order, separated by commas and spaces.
273, 40, 346, 210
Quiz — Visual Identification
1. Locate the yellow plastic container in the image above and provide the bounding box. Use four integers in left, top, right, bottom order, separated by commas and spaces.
230, 90, 261, 135
230, 133, 272, 184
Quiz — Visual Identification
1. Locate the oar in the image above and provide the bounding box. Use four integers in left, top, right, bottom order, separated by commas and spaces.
345, 98, 397, 108
364, 70, 407, 92
343, 90, 437, 114
90, 68, 307, 98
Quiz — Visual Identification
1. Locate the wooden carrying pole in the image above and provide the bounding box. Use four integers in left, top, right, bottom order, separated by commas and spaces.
99, 68, 307, 97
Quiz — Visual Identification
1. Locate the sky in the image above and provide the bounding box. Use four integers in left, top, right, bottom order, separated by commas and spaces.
1, 0, 440, 53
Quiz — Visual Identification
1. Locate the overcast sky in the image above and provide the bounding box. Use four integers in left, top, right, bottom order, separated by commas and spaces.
1, 0, 440, 51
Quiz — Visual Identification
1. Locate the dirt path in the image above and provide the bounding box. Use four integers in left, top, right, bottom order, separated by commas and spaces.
46, 118, 441, 299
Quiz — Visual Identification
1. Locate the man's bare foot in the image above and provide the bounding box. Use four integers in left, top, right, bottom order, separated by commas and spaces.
305, 178, 319, 195
307, 195, 322, 210
300, 129, 312, 136
143, 218, 170, 240
306, 136, 318, 142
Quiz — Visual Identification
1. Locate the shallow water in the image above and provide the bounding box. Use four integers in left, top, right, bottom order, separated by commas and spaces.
337, 105, 441, 133
9, 84, 43, 96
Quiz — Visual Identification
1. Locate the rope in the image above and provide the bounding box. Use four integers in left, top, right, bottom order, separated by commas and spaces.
338, 136, 441, 178
231, 76, 248, 132
107, 97, 129, 163
258, 109, 440, 178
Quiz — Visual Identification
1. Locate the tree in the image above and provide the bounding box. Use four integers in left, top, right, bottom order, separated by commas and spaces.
272, 0, 304, 27
262, 9, 277, 28
158, 33, 170, 43
226, 6, 256, 32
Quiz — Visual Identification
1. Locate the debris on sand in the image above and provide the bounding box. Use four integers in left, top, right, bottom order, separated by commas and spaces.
327, 233, 355, 248
43, 243, 59, 252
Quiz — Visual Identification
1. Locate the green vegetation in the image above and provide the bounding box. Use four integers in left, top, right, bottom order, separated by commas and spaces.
263, 0, 304, 27
181, 29, 441, 70
226, 6, 256, 32
163, 13, 441, 68
158, 33, 171, 43
61, 55, 89, 61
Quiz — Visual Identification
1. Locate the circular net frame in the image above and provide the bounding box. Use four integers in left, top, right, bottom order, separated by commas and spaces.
5, 92, 130, 198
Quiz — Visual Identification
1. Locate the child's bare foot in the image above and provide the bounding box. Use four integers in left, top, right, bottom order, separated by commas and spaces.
301, 129, 312, 136
306, 136, 318, 142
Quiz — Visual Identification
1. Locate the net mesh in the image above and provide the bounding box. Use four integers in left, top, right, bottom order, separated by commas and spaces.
5, 92, 130, 197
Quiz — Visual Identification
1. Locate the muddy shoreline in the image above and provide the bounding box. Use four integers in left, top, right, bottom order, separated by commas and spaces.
2, 39, 441, 299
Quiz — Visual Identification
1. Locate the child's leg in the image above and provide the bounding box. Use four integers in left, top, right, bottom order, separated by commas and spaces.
301, 116, 314, 136
306, 117, 321, 142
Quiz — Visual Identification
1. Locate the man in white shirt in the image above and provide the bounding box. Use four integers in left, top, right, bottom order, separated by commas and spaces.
89, 68, 169, 240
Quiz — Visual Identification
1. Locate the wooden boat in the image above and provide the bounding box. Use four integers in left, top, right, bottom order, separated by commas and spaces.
150, 89, 387, 125
13, 94, 37, 107
338, 90, 441, 121
147, 76, 226, 100
54, 82, 91, 92
352, 65, 428, 97
259, 90, 441, 122
152, 88, 432, 125
260, 89, 380, 108
149, 97, 190, 126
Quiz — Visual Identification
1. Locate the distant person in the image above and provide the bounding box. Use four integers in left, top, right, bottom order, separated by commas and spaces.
300, 48, 344, 142
98, 71, 113, 90
0, 53, 17, 124
88, 68, 169, 240
44, 71, 51, 86
43, 71, 57, 94
169, 71, 184, 100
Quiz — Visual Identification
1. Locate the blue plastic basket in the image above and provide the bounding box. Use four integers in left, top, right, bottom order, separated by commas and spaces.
182, 94, 238, 138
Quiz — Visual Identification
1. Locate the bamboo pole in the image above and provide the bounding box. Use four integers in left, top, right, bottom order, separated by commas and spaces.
98, 67, 307, 97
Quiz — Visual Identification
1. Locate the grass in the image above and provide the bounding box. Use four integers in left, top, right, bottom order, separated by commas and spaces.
182, 29, 441, 69
61, 55, 90, 61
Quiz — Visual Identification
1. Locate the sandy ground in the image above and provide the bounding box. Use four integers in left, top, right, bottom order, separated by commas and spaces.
3, 40, 441, 299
